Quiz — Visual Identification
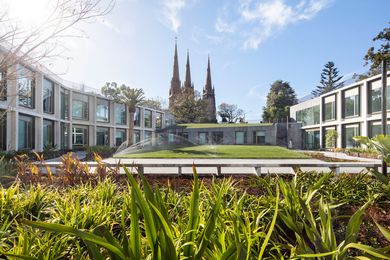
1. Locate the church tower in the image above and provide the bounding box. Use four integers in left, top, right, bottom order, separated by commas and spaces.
183, 50, 194, 95
169, 40, 181, 110
202, 56, 217, 123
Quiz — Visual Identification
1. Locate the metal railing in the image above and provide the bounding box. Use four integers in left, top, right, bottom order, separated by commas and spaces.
39, 161, 381, 176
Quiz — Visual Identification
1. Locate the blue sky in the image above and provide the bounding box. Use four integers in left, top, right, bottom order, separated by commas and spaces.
5, 0, 390, 121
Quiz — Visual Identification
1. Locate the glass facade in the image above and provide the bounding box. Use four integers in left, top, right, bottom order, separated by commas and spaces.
253, 130, 266, 144
198, 132, 208, 144
61, 88, 69, 120
296, 105, 320, 126
155, 112, 163, 129
72, 93, 89, 120
96, 99, 109, 122
144, 109, 152, 128
60, 123, 69, 149
134, 107, 141, 126
343, 87, 359, 118
42, 120, 54, 148
343, 124, 359, 148
18, 115, 34, 150
96, 127, 109, 146
18, 66, 35, 108
43, 78, 54, 114
72, 126, 88, 147
115, 103, 126, 125
144, 131, 152, 141
324, 127, 336, 148
115, 129, 126, 146
235, 131, 246, 144
304, 129, 320, 150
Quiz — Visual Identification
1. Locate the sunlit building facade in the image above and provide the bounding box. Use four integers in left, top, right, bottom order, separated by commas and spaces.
290, 73, 390, 149
0, 63, 165, 152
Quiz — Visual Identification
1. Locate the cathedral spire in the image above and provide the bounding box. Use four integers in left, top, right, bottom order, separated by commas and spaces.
203, 55, 217, 123
183, 49, 194, 93
204, 55, 213, 93
169, 38, 181, 109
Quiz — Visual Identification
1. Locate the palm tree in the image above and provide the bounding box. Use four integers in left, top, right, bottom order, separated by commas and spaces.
101, 82, 145, 146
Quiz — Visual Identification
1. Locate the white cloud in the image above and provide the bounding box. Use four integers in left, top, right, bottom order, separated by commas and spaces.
161, 0, 188, 33
216, 0, 334, 50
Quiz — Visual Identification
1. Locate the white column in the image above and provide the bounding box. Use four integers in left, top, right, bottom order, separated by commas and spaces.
360, 81, 368, 137
7, 110, 17, 151
35, 117, 43, 151
337, 91, 343, 148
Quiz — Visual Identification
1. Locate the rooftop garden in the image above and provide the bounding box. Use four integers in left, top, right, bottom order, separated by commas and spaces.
177, 123, 273, 128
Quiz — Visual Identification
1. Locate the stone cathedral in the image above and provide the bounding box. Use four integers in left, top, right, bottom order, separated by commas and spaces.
168, 41, 217, 123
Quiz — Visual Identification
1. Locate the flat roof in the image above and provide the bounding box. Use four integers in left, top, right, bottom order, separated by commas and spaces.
178, 123, 273, 128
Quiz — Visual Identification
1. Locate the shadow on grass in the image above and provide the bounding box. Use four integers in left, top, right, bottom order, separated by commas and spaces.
170, 149, 226, 156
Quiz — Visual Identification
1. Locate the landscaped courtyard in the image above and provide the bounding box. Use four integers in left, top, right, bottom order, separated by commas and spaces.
115, 145, 309, 159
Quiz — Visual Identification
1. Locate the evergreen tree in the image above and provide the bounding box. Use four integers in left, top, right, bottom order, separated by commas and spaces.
312, 61, 344, 97
262, 80, 297, 123
169, 90, 205, 123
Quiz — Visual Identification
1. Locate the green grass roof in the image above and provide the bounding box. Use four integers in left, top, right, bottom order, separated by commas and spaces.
177, 123, 273, 129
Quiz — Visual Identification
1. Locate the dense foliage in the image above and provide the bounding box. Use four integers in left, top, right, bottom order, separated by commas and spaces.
312, 61, 344, 97
262, 80, 297, 123
169, 90, 206, 123
1, 165, 390, 259
217, 103, 244, 123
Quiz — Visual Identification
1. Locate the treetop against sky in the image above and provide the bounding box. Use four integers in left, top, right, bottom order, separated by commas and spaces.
1, 0, 389, 121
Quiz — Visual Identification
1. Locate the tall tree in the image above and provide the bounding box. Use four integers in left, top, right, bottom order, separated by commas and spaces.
354, 22, 390, 81
169, 90, 205, 123
311, 61, 344, 97
102, 82, 145, 146
217, 103, 244, 123
140, 97, 164, 110
262, 80, 297, 123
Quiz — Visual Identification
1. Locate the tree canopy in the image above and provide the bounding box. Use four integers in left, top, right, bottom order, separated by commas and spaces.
262, 80, 297, 123
169, 90, 205, 123
311, 61, 344, 97
217, 103, 244, 123
101, 82, 145, 112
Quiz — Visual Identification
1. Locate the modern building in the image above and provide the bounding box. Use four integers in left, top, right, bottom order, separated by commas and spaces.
166, 122, 302, 147
0, 62, 165, 152
290, 73, 390, 149
168, 41, 217, 122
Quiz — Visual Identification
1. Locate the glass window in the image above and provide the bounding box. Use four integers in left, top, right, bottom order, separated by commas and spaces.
254, 130, 266, 144
96, 127, 109, 146
115, 103, 126, 125
368, 84, 390, 113
97, 99, 109, 122
115, 129, 126, 146
60, 123, 69, 150
42, 120, 54, 148
296, 105, 320, 126
72, 93, 89, 120
0, 70, 6, 100
368, 121, 390, 138
18, 66, 35, 108
134, 130, 141, 144
304, 130, 320, 150
144, 131, 152, 141
43, 78, 54, 114
134, 107, 141, 127
18, 114, 34, 150
235, 131, 246, 144
343, 88, 359, 118
72, 125, 88, 146
155, 112, 163, 129
212, 131, 223, 144
323, 95, 336, 121
0, 111, 6, 150
61, 88, 69, 120
144, 109, 152, 128
343, 124, 359, 148
324, 127, 336, 148
198, 132, 208, 144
